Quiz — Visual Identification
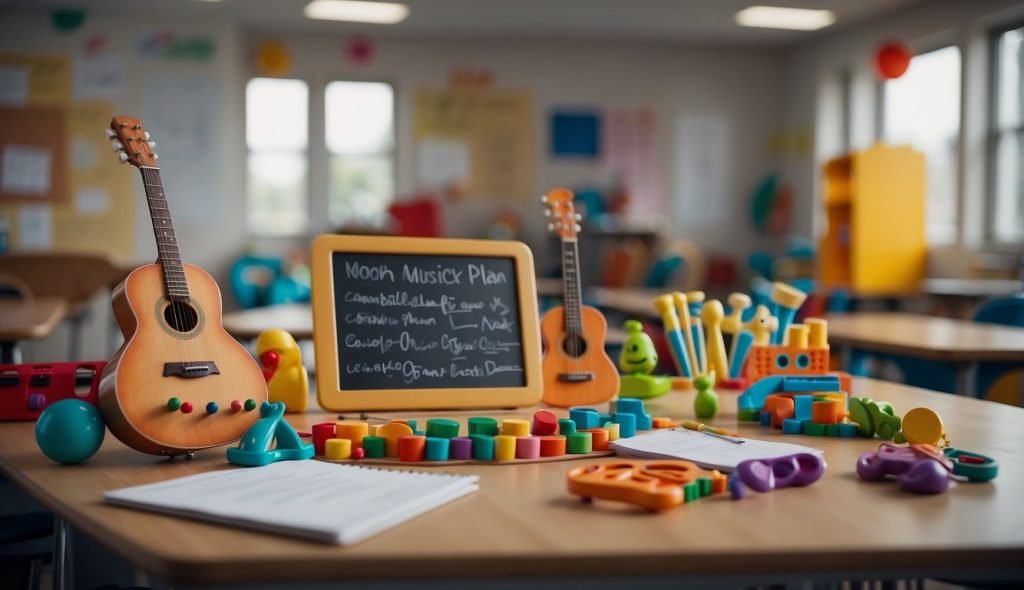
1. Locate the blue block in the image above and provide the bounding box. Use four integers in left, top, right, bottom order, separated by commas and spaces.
838, 423, 858, 438
759, 411, 772, 427
569, 407, 600, 430
794, 395, 814, 422
613, 399, 652, 430
424, 437, 450, 461
781, 376, 841, 392
782, 419, 803, 434
598, 413, 613, 425
612, 412, 637, 438
738, 376, 783, 410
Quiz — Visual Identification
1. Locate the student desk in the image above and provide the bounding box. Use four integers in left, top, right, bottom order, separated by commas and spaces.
826, 312, 1024, 396
1, 379, 1022, 588
0, 296, 67, 363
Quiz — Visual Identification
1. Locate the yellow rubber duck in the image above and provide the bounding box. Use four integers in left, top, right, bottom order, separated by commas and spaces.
255, 329, 308, 413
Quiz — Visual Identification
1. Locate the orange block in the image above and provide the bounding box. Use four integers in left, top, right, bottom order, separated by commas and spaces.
765, 396, 795, 428
335, 420, 369, 448
812, 400, 841, 424
583, 428, 611, 451
711, 470, 728, 494
398, 434, 426, 462
652, 417, 676, 429
539, 435, 566, 457
377, 421, 414, 457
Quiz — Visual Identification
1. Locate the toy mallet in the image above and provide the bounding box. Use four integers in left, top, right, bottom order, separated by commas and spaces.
701, 300, 728, 378
653, 295, 693, 377
685, 291, 708, 374
670, 292, 701, 377
769, 282, 807, 345
722, 293, 752, 379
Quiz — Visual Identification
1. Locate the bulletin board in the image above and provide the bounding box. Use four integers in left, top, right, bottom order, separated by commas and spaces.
413, 89, 535, 202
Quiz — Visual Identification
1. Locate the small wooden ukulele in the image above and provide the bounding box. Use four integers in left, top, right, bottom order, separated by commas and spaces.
98, 116, 267, 457
540, 188, 619, 407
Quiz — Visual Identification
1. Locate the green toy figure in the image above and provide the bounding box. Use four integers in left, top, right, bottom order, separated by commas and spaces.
618, 320, 671, 399
694, 374, 719, 419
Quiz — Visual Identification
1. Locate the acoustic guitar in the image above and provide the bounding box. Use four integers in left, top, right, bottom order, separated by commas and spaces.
539, 188, 619, 407
98, 116, 267, 457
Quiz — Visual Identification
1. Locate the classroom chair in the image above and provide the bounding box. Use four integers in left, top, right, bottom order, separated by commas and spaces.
973, 295, 1024, 405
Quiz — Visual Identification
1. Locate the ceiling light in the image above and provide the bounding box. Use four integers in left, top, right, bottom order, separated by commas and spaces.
735, 6, 835, 31
304, 0, 409, 24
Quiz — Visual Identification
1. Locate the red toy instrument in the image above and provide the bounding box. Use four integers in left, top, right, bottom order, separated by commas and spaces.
0, 362, 106, 421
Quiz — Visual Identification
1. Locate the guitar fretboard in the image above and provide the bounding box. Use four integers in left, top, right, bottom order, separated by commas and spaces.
560, 238, 583, 337
140, 167, 190, 301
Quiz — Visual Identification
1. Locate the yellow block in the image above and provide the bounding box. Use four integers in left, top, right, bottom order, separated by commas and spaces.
494, 434, 517, 461
501, 418, 530, 437
368, 424, 381, 436
325, 438, 352, 460
335, 421, 369, 448
377, 422, 414, 457
806, 318, 828, 349
787, 325, 809, 349
605, 422, 621, 441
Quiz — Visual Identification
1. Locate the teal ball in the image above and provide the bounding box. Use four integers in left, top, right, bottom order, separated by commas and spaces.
35, 400, 105, 465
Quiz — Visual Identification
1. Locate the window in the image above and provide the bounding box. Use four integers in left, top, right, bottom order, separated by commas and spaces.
325, 81, 395, 226
883, 46, 961, 244
246, 78, 309, 236
991, 25, 1024, 244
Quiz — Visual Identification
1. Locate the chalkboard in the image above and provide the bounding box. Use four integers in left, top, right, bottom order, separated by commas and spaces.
332, 252, 525, 390
312, 235, 542, 411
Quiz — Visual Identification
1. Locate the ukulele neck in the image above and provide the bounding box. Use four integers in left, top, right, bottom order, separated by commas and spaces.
140, 167, 190, 302
560, 237, 583, 335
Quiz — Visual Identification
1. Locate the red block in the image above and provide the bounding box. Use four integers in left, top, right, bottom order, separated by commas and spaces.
312, 422, 336, 456
532, 410, 558, 436
399, 435, 426, 462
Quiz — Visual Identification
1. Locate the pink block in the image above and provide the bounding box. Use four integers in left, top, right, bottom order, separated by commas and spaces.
515, 436, 541, 459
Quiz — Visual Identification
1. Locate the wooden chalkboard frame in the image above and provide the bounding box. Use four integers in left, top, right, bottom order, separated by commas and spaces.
311, 235, 543, 411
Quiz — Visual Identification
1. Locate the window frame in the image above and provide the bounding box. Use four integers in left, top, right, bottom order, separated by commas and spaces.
985, 19, 1024, 246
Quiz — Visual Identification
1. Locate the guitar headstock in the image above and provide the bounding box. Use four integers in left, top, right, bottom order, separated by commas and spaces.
541, 188, 582, 239
105, 116, 158, 168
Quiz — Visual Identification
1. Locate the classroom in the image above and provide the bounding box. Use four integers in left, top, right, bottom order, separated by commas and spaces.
0, 0, 1023, 588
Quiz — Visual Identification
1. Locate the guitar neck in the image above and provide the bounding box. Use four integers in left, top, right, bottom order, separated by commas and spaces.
560, 237, 583, 335
139, 167, 190, 301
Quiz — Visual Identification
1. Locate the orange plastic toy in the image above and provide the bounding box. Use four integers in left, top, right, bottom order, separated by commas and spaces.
567, 460, 723, 511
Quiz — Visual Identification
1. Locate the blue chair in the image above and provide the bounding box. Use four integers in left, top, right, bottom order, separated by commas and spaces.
973, 295, 1024, 403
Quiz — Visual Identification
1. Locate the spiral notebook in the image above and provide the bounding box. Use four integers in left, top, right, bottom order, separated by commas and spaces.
105, 461, 479, 545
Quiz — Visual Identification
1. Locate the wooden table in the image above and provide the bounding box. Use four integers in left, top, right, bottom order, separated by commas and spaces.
922, 278, 1023, 318
0, 296, 67, 363
2, 378, 1022, 587
826, 312, 1024, 396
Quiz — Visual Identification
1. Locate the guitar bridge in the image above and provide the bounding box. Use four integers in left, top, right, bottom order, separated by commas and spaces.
164, 362, 220, 379
557, 372, 594, 383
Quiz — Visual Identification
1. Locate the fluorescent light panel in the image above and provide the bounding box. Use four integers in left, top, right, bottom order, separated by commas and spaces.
735, 6, 835, 31
304, 0, 409, 24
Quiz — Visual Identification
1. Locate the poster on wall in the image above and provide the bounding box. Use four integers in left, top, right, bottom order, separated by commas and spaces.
550, 109, 601, 158
602, 107, 662, 216
674, 112, 731, 225
413, 89, 534, 202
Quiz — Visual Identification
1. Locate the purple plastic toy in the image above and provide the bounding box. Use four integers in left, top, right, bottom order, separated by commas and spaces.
856, 443, 953, 495
735, 453, 825, 493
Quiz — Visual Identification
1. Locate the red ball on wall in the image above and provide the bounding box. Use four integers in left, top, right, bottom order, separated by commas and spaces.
875, 41, 912, 80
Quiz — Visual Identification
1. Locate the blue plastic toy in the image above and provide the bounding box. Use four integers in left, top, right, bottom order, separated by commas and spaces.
227, 401, 314, 467
35, 399, 105, 465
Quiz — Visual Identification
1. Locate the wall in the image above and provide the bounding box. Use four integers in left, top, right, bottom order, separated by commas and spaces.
2, 7, 789, 362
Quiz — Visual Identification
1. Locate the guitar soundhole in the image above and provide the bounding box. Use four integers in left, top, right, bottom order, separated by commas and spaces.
164, 300, 200, 333
562, 333, 588, 358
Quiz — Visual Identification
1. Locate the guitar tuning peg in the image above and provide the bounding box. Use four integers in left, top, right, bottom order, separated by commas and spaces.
555, 222, 562, 229
546, 223, 554, 231
574, 224, 582, 232
540, 194, 548, 203
574, 213, 582, 221
110, 141, 123, 152
543, 209, 551, 217
148, 141, 156, 148
143, 132, 151, 140
118, 152, 129, 163
153, 153, 159, 160
104, 129, 115, 139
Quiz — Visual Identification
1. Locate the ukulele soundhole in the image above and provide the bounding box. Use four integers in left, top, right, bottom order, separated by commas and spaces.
155, 297, 206, 339
562, 333, 588, 358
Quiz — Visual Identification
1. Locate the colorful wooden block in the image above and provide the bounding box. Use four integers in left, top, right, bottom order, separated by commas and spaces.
312, 422, 336, 456
368, 424, 381, 437
765, 396, 795, 428
583, 428, 610, 451
398, 435, 426, 462
378, 422, 414, 457
613, 412, 637, 438
501, 418, 531, 437
567, 432, 593, 454
683, 481, 700, 502
532, 410, 558, 435
324, 438, 352, 460
468, 416, 499, 436
782, 419, 803, 434
494, 434, 517, 461
362, 435, 385, 458
515, 436, 541, 459
426, 418, 461, 439
334, 421, 369, 448
614, 398, 653, 430
599, 413, 613, 426
759, 411, 772, 427
558, 418, 577, 435
838, 423, 858, 438
738, 408, 762, 422
449, 436, 473, 460
825, 424, 842, 437
471, 434, 495, 460
424, 436, 450, 461
803, 422, 827, 436
539, 435, 566, 457
794, 395, 814, 422
570, 407, 600, 430
711, 471, 728, 494
698, 477, 712, 497
812, 400, 841, 425
604, 422, 621, 441
405, 419, 418, 432
652, 417, 675, 429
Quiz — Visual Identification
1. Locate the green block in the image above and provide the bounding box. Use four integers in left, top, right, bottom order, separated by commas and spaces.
405, 419, 418, 432
470, 434, 495, 460
424, 436, 450, 461
683, 481, 700, 502
737, 407, 762, 422
698, 477, 712, 497
426, 418, 460, 439
803, 422, 827, 436
558, 418, 577, 435
566, 432, 593, 454
825, 424, 842, 437
468, 417, 499, 436
838, 423, 858, 438
362, 436, 385, 458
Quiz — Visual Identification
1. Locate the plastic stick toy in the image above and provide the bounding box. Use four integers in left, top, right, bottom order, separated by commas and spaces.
653, 295, 692, 378
670, 292, 701, 378
685, 291, 708, 374
769, 282, 807, 345
701, 300, 728, 378
722, 293, 753, 380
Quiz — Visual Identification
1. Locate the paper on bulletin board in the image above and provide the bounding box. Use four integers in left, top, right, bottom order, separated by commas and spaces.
602, 107, 663, 216
673, 112, 731, 224
0, 66, 29, 106
73, 56, 124, 101
0, 54, 71, 106
16, 204, 53, 250
141, 75, 222, 225
1, 145, 51, 195
416, 137, 469, 189
0, 106, 68, 204
413, 89, 534, 202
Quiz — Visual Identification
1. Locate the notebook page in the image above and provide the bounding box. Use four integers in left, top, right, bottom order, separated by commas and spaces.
105, 461, 479, 544
610, 428, 824, 471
